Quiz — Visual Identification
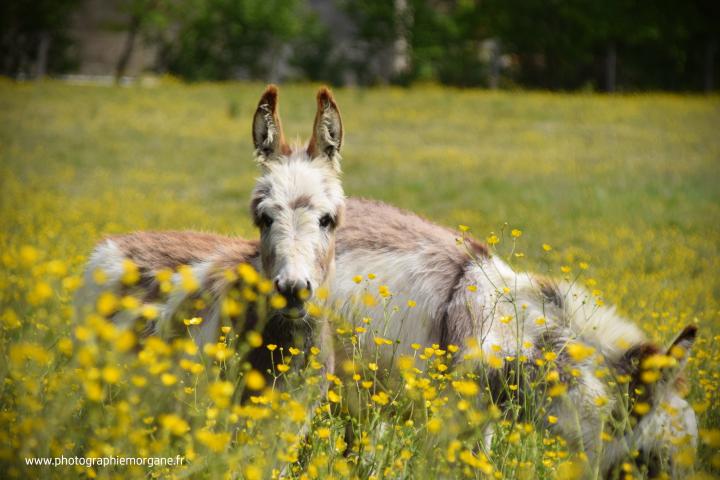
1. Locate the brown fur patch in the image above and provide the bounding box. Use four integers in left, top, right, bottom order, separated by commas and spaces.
109, 232, 258, 302
289, 194, 313, 210
109, 231, 251, 271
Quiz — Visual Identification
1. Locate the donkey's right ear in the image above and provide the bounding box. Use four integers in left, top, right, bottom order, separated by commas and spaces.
252, 85, 289, 164
307, 87, 343, 171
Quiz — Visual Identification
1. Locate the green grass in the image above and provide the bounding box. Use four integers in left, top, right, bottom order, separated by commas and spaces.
1, 80, 719, 479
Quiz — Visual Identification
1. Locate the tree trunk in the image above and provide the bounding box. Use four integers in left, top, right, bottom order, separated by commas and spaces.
488, 39, 500, 90
115, 14, 141, 84
34, 31, 50, 78
391, 0, 411, 78
704, 37, 717, 93
605, 42, 616, 93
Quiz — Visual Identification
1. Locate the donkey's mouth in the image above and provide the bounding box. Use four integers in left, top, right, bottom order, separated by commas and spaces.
280, 305, 307, 320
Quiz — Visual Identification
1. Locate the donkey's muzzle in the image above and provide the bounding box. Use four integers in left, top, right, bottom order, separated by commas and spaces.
274, 278, 312, 319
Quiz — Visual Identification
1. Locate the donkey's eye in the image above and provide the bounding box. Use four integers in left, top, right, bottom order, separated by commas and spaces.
319, 214, 334, 229
260, 213, 274, 229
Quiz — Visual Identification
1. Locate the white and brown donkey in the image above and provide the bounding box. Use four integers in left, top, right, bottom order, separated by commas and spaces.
76, 85, 345, 385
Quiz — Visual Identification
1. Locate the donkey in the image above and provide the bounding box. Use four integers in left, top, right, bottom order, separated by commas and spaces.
84, 197, 699, 476
75, 85, 345, 385
330, 197, 699, 478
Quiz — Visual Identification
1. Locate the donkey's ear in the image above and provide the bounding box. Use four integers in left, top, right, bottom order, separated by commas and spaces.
307, 87, 343, 170
253, 85, 289, 164
665, 325, 697, 373
635, 325, 697, 394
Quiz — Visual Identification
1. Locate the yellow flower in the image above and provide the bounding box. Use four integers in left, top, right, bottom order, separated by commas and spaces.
84, 381, 103, 402
178, 265, 199, 293
141, 305, 158, 320
196, 429, 230, 453
96, 292, 118, 316
352, 275, 363, 284
57, 337, 73, 356
426, 417, 441, 433
511, 229, 522, 238
1, 309, 21, 329
27, 282, 53, 305
160, 414, 190, 436
634, 402, 651, 416
244, 465, 262, 480
183, 317, 203, 326
247, 331, 263, 347
327, 390, 341, 403
102, 366, 121, 384
641, 370, 660, 383
121, 259, 140, 286
567, 342, 594, 361
270, 294, 287, 309
487, 234, 499, 245
20, 245, 40, 265
131, 376, 147, 387
459, 224, 470, 232
407, 299, 416, 308
452, 380, 479, 396
361, 292, 376, 307
245, 370, 266, 390
237, 263, 259, 285
548, 415, 558, 424
487, 355, 503, 369
276, 364, 290, 373
266, 344, 277, 351
542, 243, 552, 251
548, 384, 567, 397
368, 362, 379, 371
209, 381, 234, 408
316, 427, 331, 439
161, 373, 177, 386
371, 391, 389, 405
594, 396, 608, 407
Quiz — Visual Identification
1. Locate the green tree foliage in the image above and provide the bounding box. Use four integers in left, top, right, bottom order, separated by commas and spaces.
0, 0, 81, 77
161, 0, 315, 81
346, 0, 718, 91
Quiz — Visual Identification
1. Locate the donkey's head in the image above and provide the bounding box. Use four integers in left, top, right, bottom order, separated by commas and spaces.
250, 85, 345, 319
606, 325, 699, 477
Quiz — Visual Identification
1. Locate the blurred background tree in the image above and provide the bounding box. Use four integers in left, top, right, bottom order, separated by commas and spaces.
1, 0, 81, 78
0, 0, 717, 91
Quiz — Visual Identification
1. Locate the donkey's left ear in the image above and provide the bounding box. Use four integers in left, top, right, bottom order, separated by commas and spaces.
665, 325, 697, 372
307, 87, 343, 171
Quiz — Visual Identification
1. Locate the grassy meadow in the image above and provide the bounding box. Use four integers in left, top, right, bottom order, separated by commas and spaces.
1, 79, 719, 479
